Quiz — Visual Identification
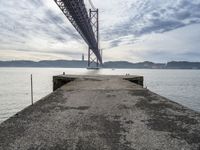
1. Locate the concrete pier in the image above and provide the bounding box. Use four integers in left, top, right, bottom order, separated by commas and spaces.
0, 75, 200, 150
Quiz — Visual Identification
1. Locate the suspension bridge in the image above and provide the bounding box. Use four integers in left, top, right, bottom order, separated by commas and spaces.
1, 1, 200, 148
54, 0, 102, 68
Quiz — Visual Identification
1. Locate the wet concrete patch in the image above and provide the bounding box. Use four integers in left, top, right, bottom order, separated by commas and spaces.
125, 120, 134, 124
136, 95, 200, 145
84, 78, 102, 81
113, 115, 121, 120
55, 106, 90, 111
90, 115, 135, 150
75, 106, 90, 110
129, 89, 149, 97
106, 94, 116, 98
75, 137, 98, 150
118, 104, 135, 110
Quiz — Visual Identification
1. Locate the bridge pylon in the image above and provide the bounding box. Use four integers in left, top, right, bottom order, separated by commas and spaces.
88, 8, 102, 68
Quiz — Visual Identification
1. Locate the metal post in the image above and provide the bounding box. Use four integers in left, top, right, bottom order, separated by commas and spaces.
31, 74, 33, 105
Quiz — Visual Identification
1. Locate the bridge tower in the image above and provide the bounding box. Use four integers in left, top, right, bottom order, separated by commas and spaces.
88, 8, 100, 68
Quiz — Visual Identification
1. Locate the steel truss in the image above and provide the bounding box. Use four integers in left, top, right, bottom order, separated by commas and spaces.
54, 0, 102, 67
88, 9, 100, 67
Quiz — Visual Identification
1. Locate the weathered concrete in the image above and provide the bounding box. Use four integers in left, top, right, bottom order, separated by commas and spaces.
0, 75, 200, 150
53, 75, 144, 91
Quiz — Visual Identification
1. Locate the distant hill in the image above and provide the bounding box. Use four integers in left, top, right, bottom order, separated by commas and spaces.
0, 60, 88, 68
166, 61, 200, 69
0, 60, 199, 69
103, 61, 165, 69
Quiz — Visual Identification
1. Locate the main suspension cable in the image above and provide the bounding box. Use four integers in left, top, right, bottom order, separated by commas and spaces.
88, 0, 96, 10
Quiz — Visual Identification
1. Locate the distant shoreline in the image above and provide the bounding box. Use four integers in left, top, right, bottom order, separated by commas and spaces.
0, 67, 200, 70
0, 60, 200, 69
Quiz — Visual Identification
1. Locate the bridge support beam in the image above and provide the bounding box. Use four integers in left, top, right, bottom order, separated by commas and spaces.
88, 48, 99, 68
88, 8, 101, 68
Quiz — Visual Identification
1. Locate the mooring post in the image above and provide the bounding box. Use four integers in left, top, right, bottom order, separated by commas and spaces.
31, 74, 33, 105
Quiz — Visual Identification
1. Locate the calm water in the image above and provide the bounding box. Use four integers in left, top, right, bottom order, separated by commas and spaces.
0, 68, 200, 123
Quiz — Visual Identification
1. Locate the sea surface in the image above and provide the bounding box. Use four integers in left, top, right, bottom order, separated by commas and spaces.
0, 68, 200, 123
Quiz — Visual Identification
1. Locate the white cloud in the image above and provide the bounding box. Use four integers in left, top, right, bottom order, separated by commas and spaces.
0, 49, 73, 61
0, 0, 200, 62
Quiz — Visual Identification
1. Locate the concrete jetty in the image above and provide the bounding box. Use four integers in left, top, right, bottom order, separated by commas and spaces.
0, 75, 200, 150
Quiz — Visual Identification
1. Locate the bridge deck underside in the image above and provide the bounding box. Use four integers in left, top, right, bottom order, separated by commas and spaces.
55, 0, 102, 63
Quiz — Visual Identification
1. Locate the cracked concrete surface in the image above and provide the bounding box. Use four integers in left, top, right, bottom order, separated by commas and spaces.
0, 75, 200, 150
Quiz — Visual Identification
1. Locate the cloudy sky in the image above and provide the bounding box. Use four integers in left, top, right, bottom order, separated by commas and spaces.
0, 0, 200, 62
